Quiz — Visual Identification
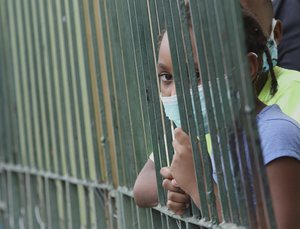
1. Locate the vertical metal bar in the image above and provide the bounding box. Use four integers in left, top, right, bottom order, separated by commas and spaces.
136, 207, 152, 229
98, 0, 122, 187
126, 0, 151, 177
65, 182, 73, 229
105, 0, 131, 187
24, 174, 33, 229
68, 2, 94, 225
38, 0, 56, 173
114, 0, 139, 188
29, 2, 48, 226
69, 183, 81, 228
30, 175, 41, 228
131, 198, 139, 229
108, 192, 118, 229
22, 0, 42, 169
88, 1, 108, 180
7, 0, 27, 168
61, 0, 80, 179
147, 0, 159, 51
151, 209, 163, 229
35, 176, 46, 228
6, 0, 35, 227
26, 0, 43, 172
61, 1, 87, 225
77, 0, 98, 182
40, 2, 61, 225
17, 174, 28, 228
0, 0, 4, 157
94, 188, 107, 229
7, 172, 15, 229
50, 0, 67, 176
166, 216, 178, 229
44, 178, 51, 229
45, 0, 61, 174
0, 172, 9, 228
34, 0, 50, 172
69, 0, 88, 182
87, 187, 97, 228
46, 179, 60, 229
116, 191, 123, 229
15, 173, 24, 228
1, 24, 11, 166
72, 0, 93, 181
47, 1, 68, 226
53, 0, 73, 177
160, 214, 167, 229
124, 195, 138, 229
78, 185, 88, 228
14, 0, 33, 169
57, 180, 67, 228
1, 1, 19, 167
140, 0, 169, 205
91, 0, 114, 184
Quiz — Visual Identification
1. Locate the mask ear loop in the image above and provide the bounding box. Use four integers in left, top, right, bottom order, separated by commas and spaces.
270, 19, 277, 36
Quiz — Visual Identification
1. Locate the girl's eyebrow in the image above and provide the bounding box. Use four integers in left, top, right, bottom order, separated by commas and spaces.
157, 62, 169, 71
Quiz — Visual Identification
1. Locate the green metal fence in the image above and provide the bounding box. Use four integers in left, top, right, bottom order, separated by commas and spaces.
0, 0, 275, 228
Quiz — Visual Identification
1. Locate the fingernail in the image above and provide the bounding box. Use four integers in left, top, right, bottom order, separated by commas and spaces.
172, 179, 179, 187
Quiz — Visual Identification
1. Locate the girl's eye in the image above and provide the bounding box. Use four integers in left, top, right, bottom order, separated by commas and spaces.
159, 73, 173, 82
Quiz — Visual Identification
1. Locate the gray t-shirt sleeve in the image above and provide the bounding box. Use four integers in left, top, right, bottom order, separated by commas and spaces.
259, 118, 300, 165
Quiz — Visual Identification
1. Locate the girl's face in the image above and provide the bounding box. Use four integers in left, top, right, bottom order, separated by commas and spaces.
157, 33, 176, 97
157, 32, 200, 97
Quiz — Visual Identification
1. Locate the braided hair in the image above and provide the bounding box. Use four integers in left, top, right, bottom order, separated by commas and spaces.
242, 10, 278, 96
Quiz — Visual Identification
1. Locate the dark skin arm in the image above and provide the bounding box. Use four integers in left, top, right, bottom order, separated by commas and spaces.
133, 158, 191, 214
133, 159, 158, 208
267, 157, 300, 229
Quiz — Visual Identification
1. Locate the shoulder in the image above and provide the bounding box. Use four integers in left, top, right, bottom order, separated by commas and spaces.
272, 67, 300, 104
259, 67, 300, 104
275, 67, 300, 84
257, 105, 300, 165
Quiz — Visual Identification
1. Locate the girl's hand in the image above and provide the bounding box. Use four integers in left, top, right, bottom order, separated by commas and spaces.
160, 167, 190, 215
170, 128, 199, 206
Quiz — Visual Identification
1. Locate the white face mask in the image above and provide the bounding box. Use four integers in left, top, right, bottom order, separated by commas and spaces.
262, 19, 278, 72
160, 85, 209, 132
